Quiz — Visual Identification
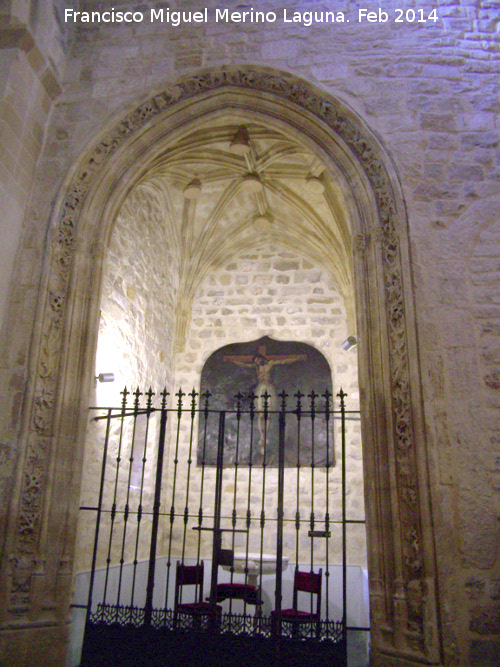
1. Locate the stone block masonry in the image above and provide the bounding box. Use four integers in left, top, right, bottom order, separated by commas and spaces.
1, 0, 499, 664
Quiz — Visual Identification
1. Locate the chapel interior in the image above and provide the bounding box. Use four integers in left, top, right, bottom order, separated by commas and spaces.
0, 1, 499, 666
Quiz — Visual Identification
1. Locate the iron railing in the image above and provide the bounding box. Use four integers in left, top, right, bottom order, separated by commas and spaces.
78, 387, 366, 665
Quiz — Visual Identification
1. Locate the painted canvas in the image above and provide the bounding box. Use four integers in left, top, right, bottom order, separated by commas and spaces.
197, 336, 334, 467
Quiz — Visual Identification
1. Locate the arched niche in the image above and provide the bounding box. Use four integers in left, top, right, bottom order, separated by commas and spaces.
4, 67, 441, 665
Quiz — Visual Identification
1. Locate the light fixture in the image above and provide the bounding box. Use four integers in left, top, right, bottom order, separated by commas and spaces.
96, 372, 115, 383
253, 214, 273, 232
242, 173, 264, 193
305, 174, 325, 195
229, 125, 251, 155
183, 178, 202, 199
342, 336, 357, 351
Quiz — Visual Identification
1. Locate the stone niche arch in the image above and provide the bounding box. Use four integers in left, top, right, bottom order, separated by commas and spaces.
4, 67, 441, 665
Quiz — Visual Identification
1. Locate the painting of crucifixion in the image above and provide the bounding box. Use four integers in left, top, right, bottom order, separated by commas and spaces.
198, 337, 334, 467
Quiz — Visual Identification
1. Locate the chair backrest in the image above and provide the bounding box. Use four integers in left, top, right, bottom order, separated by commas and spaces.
293, 568, 322, 618
175, 561, 204, 607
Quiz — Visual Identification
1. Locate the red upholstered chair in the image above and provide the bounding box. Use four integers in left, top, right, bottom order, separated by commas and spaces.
272, 568, 322, 638
174, 561, 221, 629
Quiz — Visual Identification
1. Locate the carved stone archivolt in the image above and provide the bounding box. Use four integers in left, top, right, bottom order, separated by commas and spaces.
9, 66, 436, 661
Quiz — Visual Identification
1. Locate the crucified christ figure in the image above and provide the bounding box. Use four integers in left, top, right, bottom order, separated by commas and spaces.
223, 345, 307, 462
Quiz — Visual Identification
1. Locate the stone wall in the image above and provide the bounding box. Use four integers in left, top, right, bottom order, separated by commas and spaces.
0, 0, 499, 664
75, 183, 177, 573
76, 232, 364, 575
177, 243, 359, 397
0, 0, 65, 582
0, 0, 65, 328
96, 184, 177, 394
174, 243, 364, 566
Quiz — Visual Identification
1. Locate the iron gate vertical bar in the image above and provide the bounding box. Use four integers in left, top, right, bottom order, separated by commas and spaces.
182, 390, 199, 604
144, 392, 168, 625
130, 388, 154, 607
117, 388, 142, 607
102, 388, 129, 605
243, 394, 256, 617
196, 391, 211, 564
294, 391, 303, 570
209, 410, 225, 613
258, 394, 269, 592
323, 390, 331, 628
274, 409, 286, 638
309, 391, 316, 607
229, 393, 243, 617
339, 388, 347, 646
164, 390, 184, 608
85, 408, 112, 626
181, 389, 198, 563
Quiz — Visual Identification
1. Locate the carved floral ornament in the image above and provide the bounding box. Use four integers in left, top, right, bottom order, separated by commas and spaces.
12, 66, 430, 652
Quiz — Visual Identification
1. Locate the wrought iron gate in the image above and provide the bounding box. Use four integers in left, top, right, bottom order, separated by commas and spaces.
78, 387, 366, 666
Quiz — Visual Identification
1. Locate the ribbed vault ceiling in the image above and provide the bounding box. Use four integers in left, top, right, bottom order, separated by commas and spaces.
132, 117, 356, 342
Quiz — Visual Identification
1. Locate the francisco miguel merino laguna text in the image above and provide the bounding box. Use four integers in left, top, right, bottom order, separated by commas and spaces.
64, 7, 348, 27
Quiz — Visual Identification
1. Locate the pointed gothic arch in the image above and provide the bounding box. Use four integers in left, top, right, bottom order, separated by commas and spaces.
4, 67, 441, 665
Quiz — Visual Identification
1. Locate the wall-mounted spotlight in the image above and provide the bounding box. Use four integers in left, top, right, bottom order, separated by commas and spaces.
342, 336, 357, 351
96, 372, 115, 383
